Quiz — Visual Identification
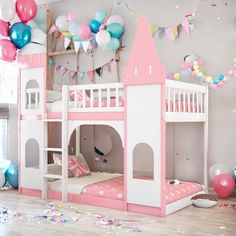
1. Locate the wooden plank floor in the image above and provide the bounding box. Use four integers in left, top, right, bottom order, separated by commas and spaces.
0, 191, 235, 236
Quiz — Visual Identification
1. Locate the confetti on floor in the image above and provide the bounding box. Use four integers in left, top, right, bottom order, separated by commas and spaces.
0, 203, 142, 234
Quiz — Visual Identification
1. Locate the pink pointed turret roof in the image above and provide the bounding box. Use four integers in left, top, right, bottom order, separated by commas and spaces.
123, 16, 165, 85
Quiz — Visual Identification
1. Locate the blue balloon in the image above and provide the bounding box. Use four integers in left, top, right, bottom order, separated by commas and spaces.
218, 74, 225, 81
10, 22, 31, 49
5, 164, 18, 189
180, 68, 191, 78
34, 7, 47, 32
106, 23, 124, 38
108, 38, 120, 52
89, 20, 101, 33
94, 10, 107, 24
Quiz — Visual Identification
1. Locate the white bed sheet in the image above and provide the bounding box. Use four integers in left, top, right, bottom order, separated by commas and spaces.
47, 172, 122, 194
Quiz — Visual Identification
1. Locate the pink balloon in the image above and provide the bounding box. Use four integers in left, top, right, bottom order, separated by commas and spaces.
217, 81, 224, 88
16, 0, 37, 23
67, 13, 76, 23
228, 70, 234, 76
213, 174, 235, 198
106, 15, 124, 26
210, 84, 217, 89
77, 24, 91, 40
0, 20, 9, 37
0, 39, 17, 62
192, 71, 198, 77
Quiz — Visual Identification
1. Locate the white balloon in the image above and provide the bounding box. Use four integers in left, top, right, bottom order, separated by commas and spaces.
55, 15, 69, 31
19, 43, 46, 55
209, 163, 228, 180
31, 28, 46, 45
0, 0, 15, 22
0, 172, 6, 188
95, 30, 111, 48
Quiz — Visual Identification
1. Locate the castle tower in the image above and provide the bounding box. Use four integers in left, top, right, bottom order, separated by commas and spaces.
124, 16, 166, 211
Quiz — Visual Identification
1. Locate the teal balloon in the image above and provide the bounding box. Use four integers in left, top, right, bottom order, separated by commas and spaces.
94, 10, 107, 23
10, 22, 31, 49
69, 20, 79, 36
108, 38, 120, 52
106, 23, 124, 38
5, 164, 18, 189
89, 20, 101, 33
180, 68, 191, 78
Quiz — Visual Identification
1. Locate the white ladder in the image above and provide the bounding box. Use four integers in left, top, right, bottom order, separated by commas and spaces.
41, 86, 69, 202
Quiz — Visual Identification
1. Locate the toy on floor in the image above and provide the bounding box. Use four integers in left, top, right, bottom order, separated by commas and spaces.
168, 179, 182, 185
191, 194, 218, 208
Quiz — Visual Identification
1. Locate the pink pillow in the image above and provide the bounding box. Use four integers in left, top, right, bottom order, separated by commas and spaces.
70, 90, 90, 101
68, 156, 90, 177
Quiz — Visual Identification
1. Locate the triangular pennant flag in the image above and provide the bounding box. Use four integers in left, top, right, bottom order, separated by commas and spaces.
95, 67, 102, 77
87, 71, 94, 80
60, 67, 68, 76
158, 27, 165, 39
64, 37, 71, 50
182, 17, 190, 34
69, 71, 77, 80
177, 24, 182, 37
165, 27, 174, 40
82, 41, 90, 52
54, 64, 61, 73
74, 41, 81, 53
72, 72, 77, 80
172, 26, 178, 41
48, 24, 58, 34
149, 24, 158, 36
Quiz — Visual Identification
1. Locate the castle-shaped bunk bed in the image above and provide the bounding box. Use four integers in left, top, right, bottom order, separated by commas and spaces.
18, 16, 208, 216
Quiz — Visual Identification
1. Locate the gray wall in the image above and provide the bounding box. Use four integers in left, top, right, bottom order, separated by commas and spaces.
8, 0, 236, 182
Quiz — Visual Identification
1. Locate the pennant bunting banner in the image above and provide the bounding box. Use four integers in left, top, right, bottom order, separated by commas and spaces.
120, 0, 202, 41
64, 37, 71, 49
53, 59, 114, 81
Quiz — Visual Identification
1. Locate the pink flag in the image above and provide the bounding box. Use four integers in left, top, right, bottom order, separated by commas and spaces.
182, 18, 190, 34
69, 71, 77, 80
87, 71, 94, 80
48, 24, 58, 34
54, 64, 61, 73
60, 67, 68, 76
165, 27, 174, 40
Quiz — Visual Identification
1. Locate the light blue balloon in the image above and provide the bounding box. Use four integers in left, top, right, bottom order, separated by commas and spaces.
94, 10, 107, 24
89, 19, 101, 33
34, 7, 47, 32
69, 20, 80, 36
5, 164, 18, 189
108, 38, 120, 52
106, 23, 124, 38
180, 68, 191, 78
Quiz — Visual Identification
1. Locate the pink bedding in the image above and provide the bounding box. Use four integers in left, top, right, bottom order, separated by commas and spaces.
81, 176, 203, 204
166, 101, 202, 113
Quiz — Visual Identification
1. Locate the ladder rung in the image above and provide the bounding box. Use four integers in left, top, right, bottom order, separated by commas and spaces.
43, 119, 63, 122
43, 148, 63, 152
43, 174, 63, 179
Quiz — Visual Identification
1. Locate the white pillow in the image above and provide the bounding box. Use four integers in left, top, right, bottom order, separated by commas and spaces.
46, 90, 62, 103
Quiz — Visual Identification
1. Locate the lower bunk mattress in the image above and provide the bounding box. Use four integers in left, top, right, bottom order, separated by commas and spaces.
48, 172, 203, 205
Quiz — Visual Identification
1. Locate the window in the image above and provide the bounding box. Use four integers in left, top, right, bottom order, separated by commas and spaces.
133, 143, 154, 180
0, 61, 18, 104
25, 139, 39, 168
0, 119, 8, 160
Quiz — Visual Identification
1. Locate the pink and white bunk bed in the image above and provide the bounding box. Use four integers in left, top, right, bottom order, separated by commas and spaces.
18, 16, 208, 216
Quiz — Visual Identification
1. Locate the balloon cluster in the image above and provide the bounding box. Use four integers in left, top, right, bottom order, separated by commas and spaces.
170, 54, 236, 89
209, 163, 235, 198
0, 0, 38, 62
55, 10, 124, 52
